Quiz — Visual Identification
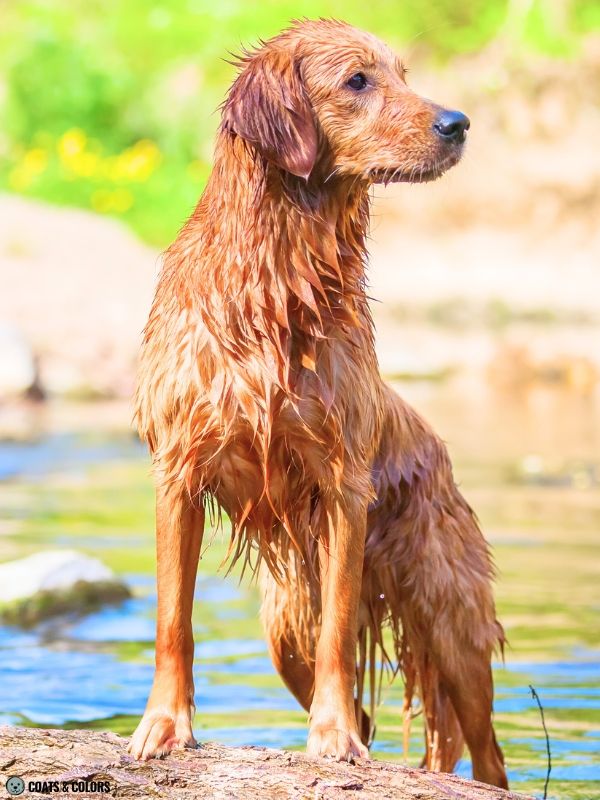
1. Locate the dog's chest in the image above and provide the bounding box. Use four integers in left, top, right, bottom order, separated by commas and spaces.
204, 330, 383, 512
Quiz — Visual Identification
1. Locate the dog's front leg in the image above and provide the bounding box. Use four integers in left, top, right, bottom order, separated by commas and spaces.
307, 498, 369, 762
128, 483, 204, 760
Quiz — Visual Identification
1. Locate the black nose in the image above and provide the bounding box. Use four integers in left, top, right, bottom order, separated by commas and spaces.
433, 110, 470, 144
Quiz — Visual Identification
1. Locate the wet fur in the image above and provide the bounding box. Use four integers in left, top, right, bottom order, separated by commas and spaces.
130, 19, 508, 787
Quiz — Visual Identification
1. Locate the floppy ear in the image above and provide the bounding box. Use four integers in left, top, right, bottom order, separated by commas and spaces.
222, 47, 318, 180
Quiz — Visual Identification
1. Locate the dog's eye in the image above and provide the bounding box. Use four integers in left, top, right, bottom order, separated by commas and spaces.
347, 73, 368, 91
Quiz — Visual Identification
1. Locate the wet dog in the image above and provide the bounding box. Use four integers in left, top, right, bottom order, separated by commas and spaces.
129, 19, 508, 788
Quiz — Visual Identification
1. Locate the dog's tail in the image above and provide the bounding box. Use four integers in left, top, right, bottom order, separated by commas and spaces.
399, 631, 465, 771
356, 585, 465, 771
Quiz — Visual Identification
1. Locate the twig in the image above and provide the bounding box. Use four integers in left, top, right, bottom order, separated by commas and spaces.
529, 684, 551, 799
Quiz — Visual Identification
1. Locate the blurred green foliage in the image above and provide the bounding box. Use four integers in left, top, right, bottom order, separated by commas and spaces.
0, 0, 598, 245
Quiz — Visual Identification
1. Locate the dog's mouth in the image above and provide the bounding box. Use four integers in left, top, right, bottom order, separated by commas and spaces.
369, 152, 462, 186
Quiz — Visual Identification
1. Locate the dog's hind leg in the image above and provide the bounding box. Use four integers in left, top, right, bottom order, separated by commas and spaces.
260, 560, 317, 713
371, 389, 508, 786
260, 560, 372, 746
404, 615, 507, 787
389, 500, 508, 788
443, 651, 506, 788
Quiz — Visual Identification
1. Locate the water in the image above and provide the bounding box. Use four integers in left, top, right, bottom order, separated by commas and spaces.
0, 383, 598, 799
0, 431, 145, 482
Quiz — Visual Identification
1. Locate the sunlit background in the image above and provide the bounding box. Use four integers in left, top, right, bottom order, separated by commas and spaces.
0, 2, 599, 798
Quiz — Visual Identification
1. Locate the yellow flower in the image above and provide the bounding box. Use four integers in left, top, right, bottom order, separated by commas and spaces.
61, 135, 161, 183
7, 147, 48, 190
101, 155, 121, 182
91, 187, 134, 214
72, 151, 100, 178
112, 187, 134, 212
58, 129, 104, 179
58, 129, 87, 160
117, 140, 162, 182
23, 148, 48, 173
8, 167, 30, 192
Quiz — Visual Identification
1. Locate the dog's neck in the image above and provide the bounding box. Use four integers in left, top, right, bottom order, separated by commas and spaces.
196, 135, 372, 304
181, 133, 376, 385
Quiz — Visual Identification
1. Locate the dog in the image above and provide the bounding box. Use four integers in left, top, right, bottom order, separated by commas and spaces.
128, 19, 508, 788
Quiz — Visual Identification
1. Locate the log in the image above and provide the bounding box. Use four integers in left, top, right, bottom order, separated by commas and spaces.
0, 726, 533, 800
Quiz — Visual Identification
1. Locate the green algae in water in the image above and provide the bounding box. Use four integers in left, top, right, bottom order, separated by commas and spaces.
0, 579, 131, 627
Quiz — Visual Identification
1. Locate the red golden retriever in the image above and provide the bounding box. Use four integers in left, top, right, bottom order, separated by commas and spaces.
128, 19, 508, 788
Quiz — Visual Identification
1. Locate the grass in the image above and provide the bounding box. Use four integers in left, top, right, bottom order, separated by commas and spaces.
0, 1, 598, 246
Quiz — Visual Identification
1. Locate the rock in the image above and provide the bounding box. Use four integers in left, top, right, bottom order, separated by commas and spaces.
0, 323, 36, 397
0, 549, 131, 626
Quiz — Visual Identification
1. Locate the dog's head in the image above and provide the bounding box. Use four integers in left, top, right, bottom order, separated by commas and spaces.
222, 19, 469, 185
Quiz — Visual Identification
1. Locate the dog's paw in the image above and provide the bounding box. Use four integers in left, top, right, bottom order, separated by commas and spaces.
306, 724, 369, 762
127, 711, 196, 761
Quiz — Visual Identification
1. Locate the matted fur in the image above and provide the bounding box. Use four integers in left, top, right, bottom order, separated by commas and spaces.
130, 19, 508, 788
